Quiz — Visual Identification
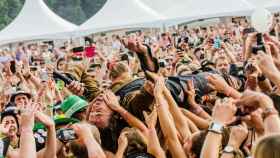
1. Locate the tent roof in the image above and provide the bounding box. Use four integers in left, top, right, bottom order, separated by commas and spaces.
78, 0, 165, 36
244, 0, 280, 12
0, 0, 78, 45
264, 0, 280, 13
142, 0, 255, 25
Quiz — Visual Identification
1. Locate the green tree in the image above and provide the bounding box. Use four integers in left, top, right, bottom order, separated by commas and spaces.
0, 0, 23, 30
80, 0, 106, 19
45, 0, 87, 25
0, 0, 107, 30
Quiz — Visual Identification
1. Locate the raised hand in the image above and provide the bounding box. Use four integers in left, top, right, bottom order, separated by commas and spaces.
242, 109, 264, 134
103, 90, 121, 112
0, 123, 10, 136
71, 123, 93, 143
67, 81, 85, 96
212, 98, 237, 125
256, 51, 279, 78
153, 76, 165, 98
143, 108, 157, 129
20, 102, 38, 130
236, 90, 274, 112
207, 74, 230, 93
117, 131, 128, 151
184, 80, 197, 106
35, 110, 55, 129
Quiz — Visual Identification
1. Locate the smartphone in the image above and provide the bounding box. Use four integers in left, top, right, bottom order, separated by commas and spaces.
57, 128, 77, 142
243, 27, 256, 35
30, 66, 38, 72
252, 33, 266, 54
10, 61, 16, 74
40, 70, 49, 82
213, 37, 221, 49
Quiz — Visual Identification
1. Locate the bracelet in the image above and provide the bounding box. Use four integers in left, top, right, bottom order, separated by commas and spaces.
263, 108, 279, 120
191, 106, 203, 115
208, 121, 224, 134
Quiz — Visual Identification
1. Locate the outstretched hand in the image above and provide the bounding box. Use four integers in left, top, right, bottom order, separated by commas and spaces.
35, 110, 55, 129
212, 98, 237, 125
207, 74, 230, 94
103, 90, 122, 112
20, 102, 39, 130
235, 90, 274, 112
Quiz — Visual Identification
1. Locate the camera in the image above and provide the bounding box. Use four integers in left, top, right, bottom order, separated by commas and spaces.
252, 33, 266, 54
57, 128, 77, 142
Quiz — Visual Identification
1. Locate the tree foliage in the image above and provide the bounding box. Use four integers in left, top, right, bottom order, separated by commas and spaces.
0, 0, 106, 30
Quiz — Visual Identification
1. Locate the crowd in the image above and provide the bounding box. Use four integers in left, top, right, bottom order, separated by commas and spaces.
0, 14, 280, 158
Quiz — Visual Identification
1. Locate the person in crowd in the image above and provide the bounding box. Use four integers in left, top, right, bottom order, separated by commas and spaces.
0, 14, 280, 158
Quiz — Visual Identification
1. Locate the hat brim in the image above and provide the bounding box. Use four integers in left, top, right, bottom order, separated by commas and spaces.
10, 92, 32, 102
54, 117, 79, 126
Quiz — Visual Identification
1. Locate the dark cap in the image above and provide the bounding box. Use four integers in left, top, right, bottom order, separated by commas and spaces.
10, 90, 32, 103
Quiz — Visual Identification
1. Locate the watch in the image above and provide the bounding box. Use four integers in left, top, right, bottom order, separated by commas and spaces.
223, 145, 236, 155
208, 122, 224, 134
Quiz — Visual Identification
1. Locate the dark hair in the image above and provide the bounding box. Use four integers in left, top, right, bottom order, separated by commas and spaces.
1, 107, 20, 130
70, 142, 88, 158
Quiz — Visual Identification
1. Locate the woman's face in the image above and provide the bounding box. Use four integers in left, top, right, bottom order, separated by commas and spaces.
87, 95, 113, 129
2, 116, 18, 137
58, 60, 66, 71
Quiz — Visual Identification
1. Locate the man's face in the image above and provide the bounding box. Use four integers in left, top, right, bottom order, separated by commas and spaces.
14, 94, 29, 107
2, 116, 18, 137
87, 94, 113, 129
216, 58, 230, 74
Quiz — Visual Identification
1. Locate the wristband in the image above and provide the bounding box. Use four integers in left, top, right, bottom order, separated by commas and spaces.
191, 106, 203, 115
208, 122, 224, 134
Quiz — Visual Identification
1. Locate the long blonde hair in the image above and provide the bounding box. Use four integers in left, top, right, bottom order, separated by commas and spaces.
253, 134, 280, 158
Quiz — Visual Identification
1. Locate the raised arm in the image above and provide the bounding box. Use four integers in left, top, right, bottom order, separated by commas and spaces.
161, 77, 191, 142
201, 98, 237, 158
36, 111, 56, 158
72, 123, 106, 158
103, 90, 147, 134
207, 74, 242, 99
236, 90, 280, 134
256, 51, 280, 90
154, 77, 187, 158
19, 102, 38, 158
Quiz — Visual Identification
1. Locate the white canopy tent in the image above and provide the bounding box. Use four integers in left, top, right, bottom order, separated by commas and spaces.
263, 0, 280, 13
141, 0, 255, 26
0, 0, 78, 46
246, 0, 280, 11
77, 0, 165, 36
